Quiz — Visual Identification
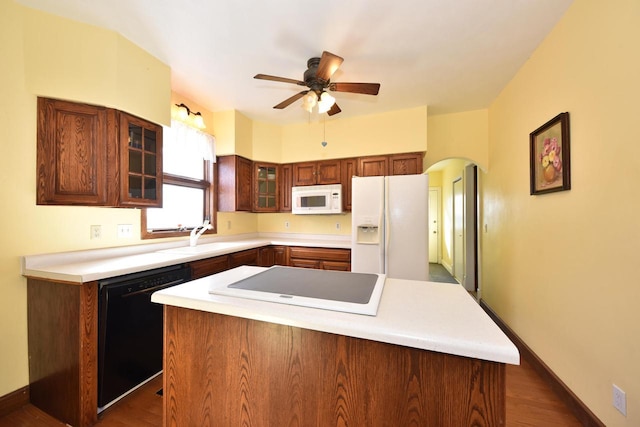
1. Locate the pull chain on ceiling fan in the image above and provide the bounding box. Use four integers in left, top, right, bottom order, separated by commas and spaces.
254, 51, 381, 117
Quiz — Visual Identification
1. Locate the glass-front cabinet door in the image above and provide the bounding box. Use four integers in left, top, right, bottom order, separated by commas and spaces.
254, 163, 278, 212
120, 112, 163, 207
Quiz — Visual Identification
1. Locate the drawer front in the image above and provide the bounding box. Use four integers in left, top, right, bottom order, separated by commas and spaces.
229, 248, 259, 268
289, 247, 351, 262
289, 258, 321, 269
190, 256, 229, 279
321, 261, 351, 271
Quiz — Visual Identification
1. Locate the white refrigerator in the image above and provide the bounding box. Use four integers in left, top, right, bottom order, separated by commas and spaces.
351, 174, 429, 281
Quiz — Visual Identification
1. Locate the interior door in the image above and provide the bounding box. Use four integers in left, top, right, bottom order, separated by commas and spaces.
428, 188, 440, 263
453, 178, 464, 283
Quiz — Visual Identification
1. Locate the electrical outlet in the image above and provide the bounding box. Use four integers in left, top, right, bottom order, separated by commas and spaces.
336, 222, 341, 230
227, 220, 231, 230
117, 224, 133, 238
613, 384, 627, 416
285, 221, 290, 229
90, 225, 101, 239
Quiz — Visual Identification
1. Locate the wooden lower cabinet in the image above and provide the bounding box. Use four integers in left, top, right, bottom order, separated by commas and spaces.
273, 245, 288, 266
27, 279, 98, 427
228, 248, 259, 268
288, 246, 351, 271
163, 307, 506, 426
257, 246, 275, 267
190, 255, 230, 280
257, 245, 289, 267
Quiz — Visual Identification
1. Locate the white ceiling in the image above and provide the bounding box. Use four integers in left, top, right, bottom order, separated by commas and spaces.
15, 0, 573, 125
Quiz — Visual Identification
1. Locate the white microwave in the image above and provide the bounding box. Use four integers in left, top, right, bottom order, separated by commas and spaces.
292, 184, 343, 215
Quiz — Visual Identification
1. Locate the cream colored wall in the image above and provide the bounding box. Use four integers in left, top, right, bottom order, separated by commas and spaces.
258, 213, 351, 236
211, 110, 236, 155
425, 108, 490, 274
216, 212, 259, 236
281, 107, 427, 163
234, 111, 254, 159
425, 109, 488, 170
0, 1, 174, 397
23, 7, 170, 126
252, 121, 282, 163
483, 0, 640, 425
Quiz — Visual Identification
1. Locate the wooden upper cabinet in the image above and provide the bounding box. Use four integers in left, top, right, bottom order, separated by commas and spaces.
217, 155, 252, 212
118, 112, 163, 207
36, 97, 162, 208
37, 98, 111, 206
358, 153, 424, 177
279, 163, 293, 212
340, 158, 358, 212
358, 155, 389, 177
292, 162, 316, 186
316, 160, 341, 184
389, 152, 423, 175
293, 160, 341, 186
253, 163, 279, 212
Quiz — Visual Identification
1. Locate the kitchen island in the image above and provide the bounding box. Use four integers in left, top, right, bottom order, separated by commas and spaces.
152, 266, 519, 427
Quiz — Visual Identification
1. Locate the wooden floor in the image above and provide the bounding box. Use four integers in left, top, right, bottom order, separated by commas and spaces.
0, 357, 583, 427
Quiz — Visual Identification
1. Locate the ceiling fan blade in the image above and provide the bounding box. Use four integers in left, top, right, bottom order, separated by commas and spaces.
316, 51, 344, 82
329, 82, 380, 95
273, 91, 308, 109
254, 74, 305, 86
327, 103, 342, 116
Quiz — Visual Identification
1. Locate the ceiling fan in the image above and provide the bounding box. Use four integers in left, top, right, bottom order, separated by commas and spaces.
254, 51, 381, 116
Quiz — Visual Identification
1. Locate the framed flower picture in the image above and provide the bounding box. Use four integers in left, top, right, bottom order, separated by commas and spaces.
529, 112, 571, 195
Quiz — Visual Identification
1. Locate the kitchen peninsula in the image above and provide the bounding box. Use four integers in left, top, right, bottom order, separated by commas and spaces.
152, 266, 519, 427
21, 234, 350, 427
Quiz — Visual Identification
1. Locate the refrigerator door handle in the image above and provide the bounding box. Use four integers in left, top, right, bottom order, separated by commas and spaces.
383, 177, 390, 275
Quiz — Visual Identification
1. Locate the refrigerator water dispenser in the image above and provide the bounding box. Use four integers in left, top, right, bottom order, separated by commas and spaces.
356, 225, 380, 244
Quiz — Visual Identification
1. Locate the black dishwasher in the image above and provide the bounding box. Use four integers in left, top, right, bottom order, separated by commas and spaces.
97, 264, 191, 411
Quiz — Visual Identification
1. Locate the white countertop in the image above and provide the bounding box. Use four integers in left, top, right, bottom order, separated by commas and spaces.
21, 233, 351, 283
151, 265, 520, 365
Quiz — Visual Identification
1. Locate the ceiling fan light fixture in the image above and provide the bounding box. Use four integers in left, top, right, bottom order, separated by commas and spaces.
317, 91, 335, 114
254, 51, 380, 117
301, 91, 317, 112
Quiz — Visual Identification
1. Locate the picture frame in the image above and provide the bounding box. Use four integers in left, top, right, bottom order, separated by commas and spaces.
529, 112, 571, 195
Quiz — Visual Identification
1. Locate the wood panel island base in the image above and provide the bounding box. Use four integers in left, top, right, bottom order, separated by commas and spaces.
164, 306, 505, 426
154, 266, 519, 427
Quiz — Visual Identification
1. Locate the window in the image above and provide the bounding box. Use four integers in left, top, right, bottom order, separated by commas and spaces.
142, 120, 216, 239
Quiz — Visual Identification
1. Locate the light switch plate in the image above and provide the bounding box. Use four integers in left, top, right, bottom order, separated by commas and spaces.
613, 384, 627, 416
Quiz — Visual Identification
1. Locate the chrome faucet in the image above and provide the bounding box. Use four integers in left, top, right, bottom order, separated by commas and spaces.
189, 220, 213, 246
